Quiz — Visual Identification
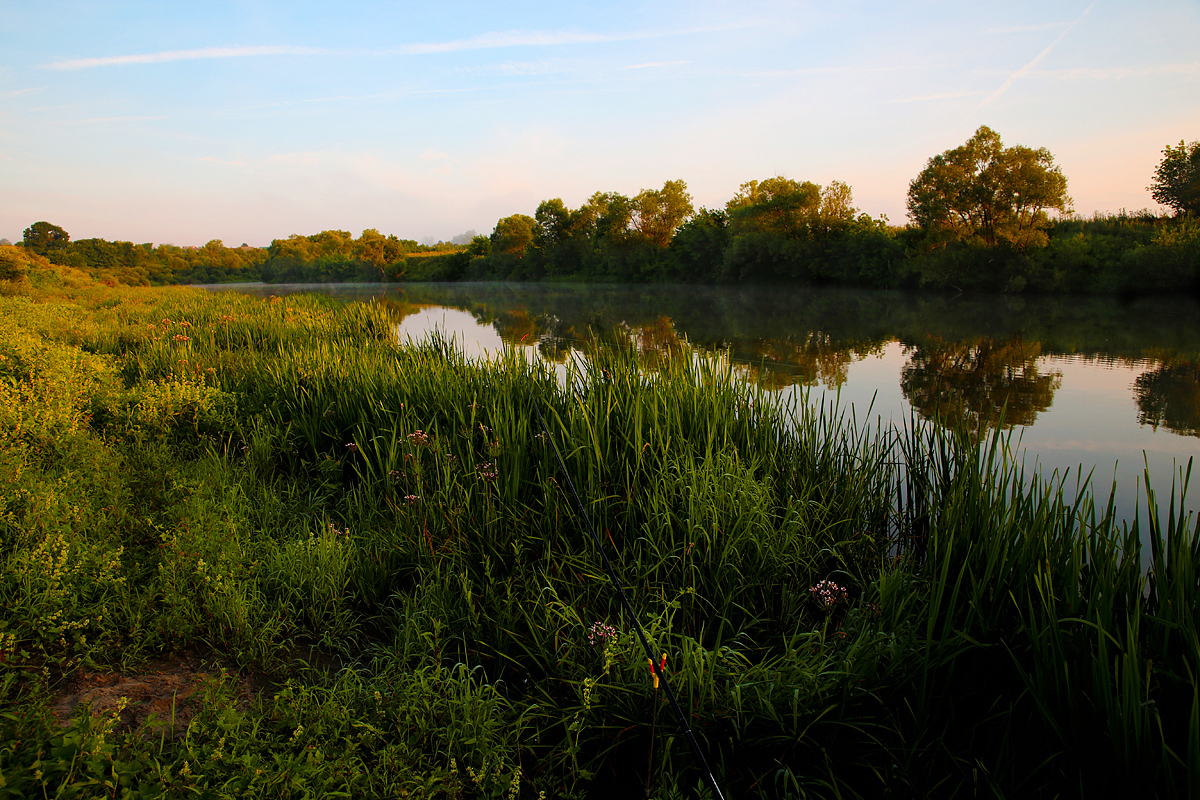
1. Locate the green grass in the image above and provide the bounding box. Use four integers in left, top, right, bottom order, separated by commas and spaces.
0, 259, 1197, 798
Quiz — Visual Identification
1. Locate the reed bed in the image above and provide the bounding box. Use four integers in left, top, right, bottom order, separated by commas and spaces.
0, 269, 1197, 798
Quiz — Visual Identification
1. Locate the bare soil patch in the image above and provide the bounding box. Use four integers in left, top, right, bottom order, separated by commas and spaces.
51, 653, 257, 737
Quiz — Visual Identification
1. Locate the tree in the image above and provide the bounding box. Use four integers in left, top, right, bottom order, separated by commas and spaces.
491, 214, 537, 257
633, 179, 693, 247
1149, 140, 1200, 216
534, 199, 574, 248
583, 191, 633, 241
22, 221, 70, 256
906, 126, 1071, 249
726, 177, 821, 237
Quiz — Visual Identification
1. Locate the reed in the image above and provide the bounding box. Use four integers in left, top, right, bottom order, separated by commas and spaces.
1, 273, 1197, 797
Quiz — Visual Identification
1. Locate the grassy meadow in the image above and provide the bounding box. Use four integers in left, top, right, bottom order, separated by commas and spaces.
1, 245, 1198, 798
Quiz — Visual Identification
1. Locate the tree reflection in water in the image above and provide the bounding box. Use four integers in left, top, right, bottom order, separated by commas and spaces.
900, 336, 1063, 429
1134, 361, 1200, 437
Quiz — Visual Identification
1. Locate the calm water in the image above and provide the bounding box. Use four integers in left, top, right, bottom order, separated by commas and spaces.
208, 282, 1200, 537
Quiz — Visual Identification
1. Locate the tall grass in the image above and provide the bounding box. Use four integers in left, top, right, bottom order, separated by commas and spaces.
1, 268, 1197, 797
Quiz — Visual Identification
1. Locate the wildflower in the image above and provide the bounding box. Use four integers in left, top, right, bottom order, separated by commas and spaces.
345, 442, 358, 453
172, 334, 190, 342
476, 462, 497, 482
407, 429, 430, 447
810, 579, 849, 613
404, 494, 419, 506
587, 621, 617, 647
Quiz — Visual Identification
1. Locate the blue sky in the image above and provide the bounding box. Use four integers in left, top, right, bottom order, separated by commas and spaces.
2, 0, 1198, 246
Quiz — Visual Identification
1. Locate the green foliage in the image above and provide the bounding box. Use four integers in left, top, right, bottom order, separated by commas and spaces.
22, 221, 70, 258
633, 178, 694, 247
0, 247, 30, 284
907, 125, 1072, 250
1150, 139, 1200, 216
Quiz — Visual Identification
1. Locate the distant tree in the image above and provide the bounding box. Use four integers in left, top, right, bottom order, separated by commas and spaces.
584, 191, 634, 241
0, 238, 11, 246
668, 209, 729, 281
491, 214, 537, 257
1149, 140, 1200, 216
727, 177, 822, 237
634, 179, 694, 247
534, 199, 573, 249
354, 228, 407, 280
22, 221, 70, 256
907, 126, 1071, 249
818, 180, 858, 229
466, 234, 491, 257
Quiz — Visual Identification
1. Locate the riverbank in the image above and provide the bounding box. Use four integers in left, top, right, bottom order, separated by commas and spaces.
1, 257, 1198, 797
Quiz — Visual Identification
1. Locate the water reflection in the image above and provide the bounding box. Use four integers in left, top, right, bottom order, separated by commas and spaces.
1135, 361, 1200, 437
900, 336, 1063, 429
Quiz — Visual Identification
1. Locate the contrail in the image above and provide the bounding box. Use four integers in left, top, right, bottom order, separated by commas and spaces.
965, 1, 1096, 121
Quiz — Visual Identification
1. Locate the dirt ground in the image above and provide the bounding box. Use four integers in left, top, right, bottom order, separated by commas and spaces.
51, 653, 258, 737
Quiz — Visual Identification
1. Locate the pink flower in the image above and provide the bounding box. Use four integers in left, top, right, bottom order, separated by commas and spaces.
587, 621, 617, 646
810, 580, 849, 613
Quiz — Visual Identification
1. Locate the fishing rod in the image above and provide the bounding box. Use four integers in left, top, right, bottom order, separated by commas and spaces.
528, 383, 727, 800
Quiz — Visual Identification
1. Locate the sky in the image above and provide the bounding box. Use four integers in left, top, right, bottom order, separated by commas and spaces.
2, 0, 1198, 247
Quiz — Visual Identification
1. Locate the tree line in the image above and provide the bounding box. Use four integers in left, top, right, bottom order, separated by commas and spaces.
13, 225, 464, 287
14, 127, 1200, 294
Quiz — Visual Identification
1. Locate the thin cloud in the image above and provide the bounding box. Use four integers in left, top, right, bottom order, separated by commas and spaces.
64, 115, 167, 124
622, 61, 691, 70
41, 22, 749, 71
454, 60, 565, 77
43, 45, 334, 71
890, 90, 985, 104
1033, 62, 1200, 80
985, 23, 1067, 34
200, 156, 245, 166
391, 23, 744, 55
970, 1, 1096, 115
744, 65, 935, 78
1, 86, 46, 99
